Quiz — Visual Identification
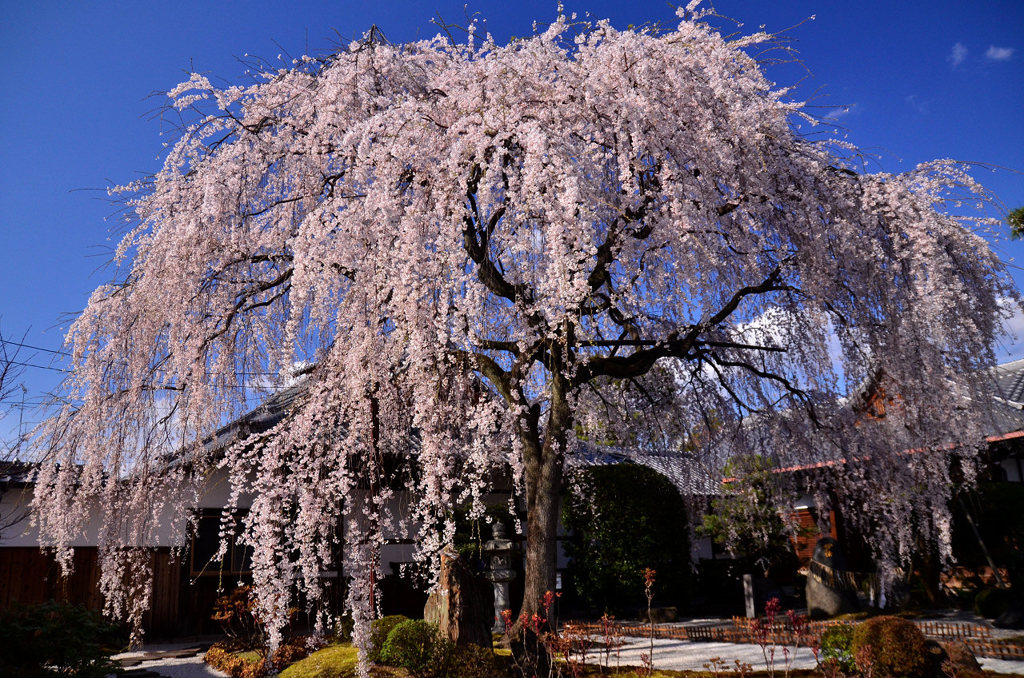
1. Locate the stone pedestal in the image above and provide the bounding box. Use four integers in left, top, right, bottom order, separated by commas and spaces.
483, 521, 517, 633
743, 574, 756, 618
806, 537, 860, 618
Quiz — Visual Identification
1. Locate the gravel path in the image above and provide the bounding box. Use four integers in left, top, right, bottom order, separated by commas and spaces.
591, 635, 1024, 675
111, 611, 1024, 677
114, 637, 1024, 677
113, 644, 226, 678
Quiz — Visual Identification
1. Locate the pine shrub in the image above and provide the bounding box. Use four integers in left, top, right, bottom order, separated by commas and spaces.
973, 586, 1012, 619
0, 601, 126, 678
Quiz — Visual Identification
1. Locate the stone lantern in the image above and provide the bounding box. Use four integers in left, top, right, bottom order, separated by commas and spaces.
482, 521, 517, 633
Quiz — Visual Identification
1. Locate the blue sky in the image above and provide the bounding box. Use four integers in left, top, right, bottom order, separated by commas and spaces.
1, 1, 1022, 445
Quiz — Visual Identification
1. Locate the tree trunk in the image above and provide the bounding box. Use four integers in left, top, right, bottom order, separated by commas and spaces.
520, 371, 570, 620
521, 434, 563, 620
512, 370, 571, 672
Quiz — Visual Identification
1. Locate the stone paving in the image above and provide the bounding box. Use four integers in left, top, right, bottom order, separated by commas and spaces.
113, 644, 226, 678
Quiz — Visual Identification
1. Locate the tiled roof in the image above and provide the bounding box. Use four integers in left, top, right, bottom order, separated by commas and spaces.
988, 359, 1024, 437
569, 445, 723, 496
0, 461, 35, 487
995, 358, 1024, 403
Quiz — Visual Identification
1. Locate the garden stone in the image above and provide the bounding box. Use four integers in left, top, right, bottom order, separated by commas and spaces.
806, 537, 860, 618
929, 640, 984, 678
995, 598, 1024, 629
424, 546, 494, 647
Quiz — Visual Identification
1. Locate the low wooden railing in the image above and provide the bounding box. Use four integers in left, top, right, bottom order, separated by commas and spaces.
563, 617, 1023, 660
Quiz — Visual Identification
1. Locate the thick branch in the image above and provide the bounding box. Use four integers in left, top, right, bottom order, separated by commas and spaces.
455, 349, 514, 404
575, 265, 791, 385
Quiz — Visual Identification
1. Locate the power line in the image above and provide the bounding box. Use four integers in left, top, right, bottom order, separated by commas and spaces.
6, 360, 68, 373
0, 338, 70, 357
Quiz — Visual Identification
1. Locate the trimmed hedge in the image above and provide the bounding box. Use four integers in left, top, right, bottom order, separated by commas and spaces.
380, 619, 440, 677
851, 616, 930, 678
368, 614, 409, 663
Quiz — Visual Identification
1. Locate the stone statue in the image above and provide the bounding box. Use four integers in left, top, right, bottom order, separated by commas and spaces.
424, 545, 494, 647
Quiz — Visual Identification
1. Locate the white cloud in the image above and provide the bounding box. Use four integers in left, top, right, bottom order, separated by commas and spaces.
997, 297, 1024, 362
904, 94, 930, 115
948, 42, 968, 67
985, 45, 1015, 61
824, 103, 858, 120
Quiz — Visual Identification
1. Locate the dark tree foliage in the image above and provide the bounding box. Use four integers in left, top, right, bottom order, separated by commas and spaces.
0, 601, 126, 678
562, 464, 690, 615
699, 455, 798, 578
953, 481, 1024, 583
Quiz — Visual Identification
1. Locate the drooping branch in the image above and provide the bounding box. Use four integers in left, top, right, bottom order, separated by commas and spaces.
462, 164, 533, 306
202, 267, 294, 348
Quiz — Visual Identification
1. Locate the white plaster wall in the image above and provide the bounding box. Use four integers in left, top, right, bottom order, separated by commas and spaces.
1, 472, 526, 582
0, 474, 228, 549
692, 535, 715, 561
1000, 458, 1022, 483
0, 487, 35, 545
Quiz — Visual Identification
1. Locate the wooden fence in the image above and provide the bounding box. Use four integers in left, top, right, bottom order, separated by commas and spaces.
0, 547, 181, 636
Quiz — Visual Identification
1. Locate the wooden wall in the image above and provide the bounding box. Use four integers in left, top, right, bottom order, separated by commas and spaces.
0, 547, 182, 637
790, 508, 837, 565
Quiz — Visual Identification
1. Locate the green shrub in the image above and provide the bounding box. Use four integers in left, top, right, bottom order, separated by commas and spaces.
820, 623, 856, 673
367, 614, 409, 663
974, 586, 1012, 619
851, 616, 930, 678
381, 619, 441, 676
0, 601, 126, 678
377, 619, 507, 678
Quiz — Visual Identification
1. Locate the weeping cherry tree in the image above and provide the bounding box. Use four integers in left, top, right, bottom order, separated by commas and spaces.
33, 5, 1016, 667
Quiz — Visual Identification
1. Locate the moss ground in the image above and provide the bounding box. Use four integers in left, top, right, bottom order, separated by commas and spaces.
278, 643, 405, 678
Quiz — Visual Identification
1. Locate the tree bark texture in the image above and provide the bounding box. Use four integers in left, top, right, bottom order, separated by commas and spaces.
519, 370, 570, 620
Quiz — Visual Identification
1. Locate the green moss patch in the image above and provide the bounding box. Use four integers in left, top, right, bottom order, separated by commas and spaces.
279, 643, 405, 678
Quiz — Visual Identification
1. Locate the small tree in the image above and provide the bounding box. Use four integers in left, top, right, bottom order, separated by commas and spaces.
700, 456, 796, 577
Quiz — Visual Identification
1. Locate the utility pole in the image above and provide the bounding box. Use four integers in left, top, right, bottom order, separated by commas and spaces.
16, 384, 26, 460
